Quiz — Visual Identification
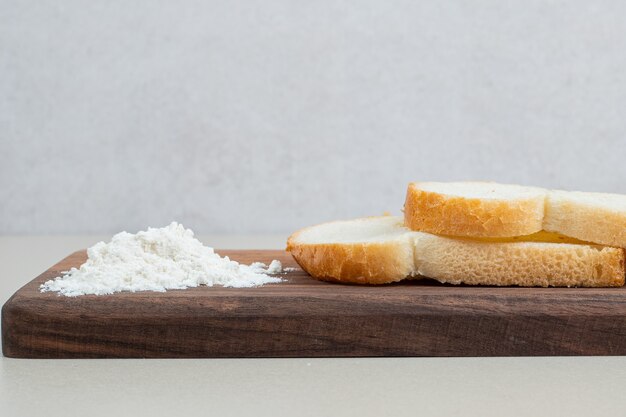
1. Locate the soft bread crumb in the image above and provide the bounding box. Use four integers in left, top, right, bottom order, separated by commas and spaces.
544, 190, 626, 248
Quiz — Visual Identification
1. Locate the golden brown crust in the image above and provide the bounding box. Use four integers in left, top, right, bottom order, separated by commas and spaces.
288, 241, 414, 284
403, 182, 545, 237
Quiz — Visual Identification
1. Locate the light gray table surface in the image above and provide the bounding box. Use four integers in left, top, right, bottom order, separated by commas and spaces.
1, 236, 625, 417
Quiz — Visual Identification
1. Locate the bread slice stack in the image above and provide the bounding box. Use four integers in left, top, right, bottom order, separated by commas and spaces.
287, 182, 626, 287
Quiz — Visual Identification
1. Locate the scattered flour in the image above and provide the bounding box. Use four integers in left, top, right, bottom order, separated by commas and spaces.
248, 260, 283, 274
40, 222, 283, 297
266, 260, 283, 274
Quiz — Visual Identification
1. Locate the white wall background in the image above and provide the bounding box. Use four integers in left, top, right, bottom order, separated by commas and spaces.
2, 0, 626, 234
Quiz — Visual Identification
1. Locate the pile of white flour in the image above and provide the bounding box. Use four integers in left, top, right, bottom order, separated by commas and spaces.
40, 222, 283, 297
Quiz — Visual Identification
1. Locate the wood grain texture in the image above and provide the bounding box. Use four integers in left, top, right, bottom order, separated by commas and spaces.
3, 250, 626, 358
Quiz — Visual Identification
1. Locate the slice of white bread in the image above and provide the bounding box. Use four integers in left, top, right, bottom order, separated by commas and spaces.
285, 216, 415, 284
287, 216, 625, 287
404, 181, 547, 237
544, 190, 626, 248
405, 181, 626, 247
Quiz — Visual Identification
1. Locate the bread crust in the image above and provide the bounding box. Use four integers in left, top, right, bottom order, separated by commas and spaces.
287, 242, 414, 284
404, 182, 545, 237
286, 222, 414, 284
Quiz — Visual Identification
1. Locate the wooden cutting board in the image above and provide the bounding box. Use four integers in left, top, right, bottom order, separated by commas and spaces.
3, 250, 626, 358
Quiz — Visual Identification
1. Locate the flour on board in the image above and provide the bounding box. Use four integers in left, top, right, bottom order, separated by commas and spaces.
40, 222, 283, 297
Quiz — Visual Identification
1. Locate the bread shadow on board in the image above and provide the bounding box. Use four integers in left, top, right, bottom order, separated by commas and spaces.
312, 277, 595, 288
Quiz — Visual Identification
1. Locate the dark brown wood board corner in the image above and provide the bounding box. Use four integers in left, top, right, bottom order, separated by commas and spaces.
3, 249, 626, 358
